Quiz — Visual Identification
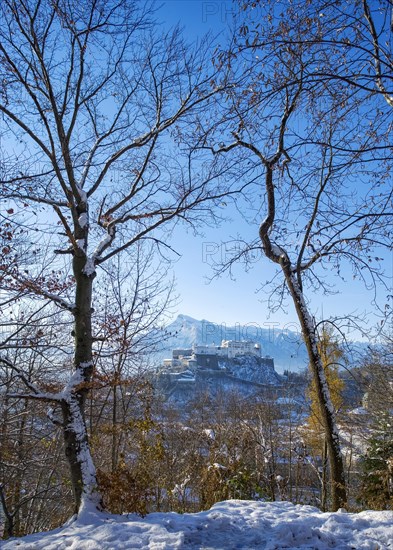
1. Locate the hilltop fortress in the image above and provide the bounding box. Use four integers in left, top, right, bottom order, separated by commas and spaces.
155, 340, 281, 401
163, 340, 265, 371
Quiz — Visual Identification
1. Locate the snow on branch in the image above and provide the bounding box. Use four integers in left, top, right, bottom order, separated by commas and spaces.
22, 278, 75, 312
8, 270, 76, 312
0, 356, 60, 402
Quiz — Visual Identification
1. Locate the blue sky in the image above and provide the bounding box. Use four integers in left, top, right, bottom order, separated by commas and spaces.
157, 1, 392, 336
169, 202, 391, 336
159, 1, 236, 36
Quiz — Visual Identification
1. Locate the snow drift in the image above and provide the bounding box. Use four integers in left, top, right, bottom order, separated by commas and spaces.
1, 500, 392, 549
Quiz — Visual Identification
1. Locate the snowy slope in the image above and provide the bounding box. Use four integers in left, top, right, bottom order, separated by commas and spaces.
221, 355, 282, 385
1, 500, 392, 549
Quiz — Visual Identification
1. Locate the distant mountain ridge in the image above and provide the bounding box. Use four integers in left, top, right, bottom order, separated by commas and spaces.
159, 314, 309, 373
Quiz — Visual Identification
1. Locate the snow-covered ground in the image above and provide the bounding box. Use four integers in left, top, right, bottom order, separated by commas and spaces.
1, 500, 392, 549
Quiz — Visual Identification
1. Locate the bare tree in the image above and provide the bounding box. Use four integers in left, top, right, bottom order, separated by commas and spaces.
0, 241, 175, 533
88, 243, 176, 473
0, 310, 73, 537
361, 333, 393, 417
198, 0, 392, 511
0, 0, 237, 515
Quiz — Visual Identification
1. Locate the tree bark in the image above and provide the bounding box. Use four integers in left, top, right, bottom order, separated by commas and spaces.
112, 382, 118, 473
282, 262, 347, 510
60, 247, 101, 514
321, 439, 328, 511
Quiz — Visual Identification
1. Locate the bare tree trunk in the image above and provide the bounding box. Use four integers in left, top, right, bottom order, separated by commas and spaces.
0, 485, 14, 539
321, 439, 328, 511
112, 382, 118, 473
282, 262, 347, 510
60, 251, 101, 514
288, 417, 293, 502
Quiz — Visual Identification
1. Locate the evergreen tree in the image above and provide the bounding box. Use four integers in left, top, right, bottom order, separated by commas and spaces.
360, 416, 393, 510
